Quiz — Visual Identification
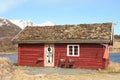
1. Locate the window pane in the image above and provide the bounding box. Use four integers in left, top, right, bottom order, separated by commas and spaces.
74, 46, 78, 55
69, 46, 73, 55
69, 51, 72, 55
74, 46, 78, 49
69, 46, 72, 49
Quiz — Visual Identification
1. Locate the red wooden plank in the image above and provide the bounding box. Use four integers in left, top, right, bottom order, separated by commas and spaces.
18, 44, 44, 67
18, 43, 108, 69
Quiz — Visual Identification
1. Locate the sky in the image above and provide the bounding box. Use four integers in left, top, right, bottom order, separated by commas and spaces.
0, 0, 120, 34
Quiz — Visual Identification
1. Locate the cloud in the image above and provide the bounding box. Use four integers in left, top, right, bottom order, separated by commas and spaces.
0, 0, 27, 14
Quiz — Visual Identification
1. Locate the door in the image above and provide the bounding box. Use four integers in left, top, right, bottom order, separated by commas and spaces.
44, 44, 54, 67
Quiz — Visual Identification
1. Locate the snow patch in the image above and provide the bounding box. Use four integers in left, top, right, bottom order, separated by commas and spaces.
0, 22, 3, 26
10, 20, 33, 29
11, 20, 55, 29
0, 18, 9, 26
3, 19, 9, 25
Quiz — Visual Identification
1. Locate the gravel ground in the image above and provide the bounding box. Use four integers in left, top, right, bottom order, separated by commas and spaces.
10, 66, 120, 80
17, 66, 98, 75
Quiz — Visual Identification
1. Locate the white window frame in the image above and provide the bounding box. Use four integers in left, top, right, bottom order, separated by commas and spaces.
67, 45, 80, 57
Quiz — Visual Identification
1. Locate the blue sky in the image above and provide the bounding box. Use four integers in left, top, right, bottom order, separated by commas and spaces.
0, 0, 120, 34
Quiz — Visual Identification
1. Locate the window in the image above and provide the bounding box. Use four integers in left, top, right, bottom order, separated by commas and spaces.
67, 45, 79, 56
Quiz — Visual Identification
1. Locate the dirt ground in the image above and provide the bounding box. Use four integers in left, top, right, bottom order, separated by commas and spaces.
13, 67, 120, 80
1, 71, 120, 80
35, 73, 120, 80
1, 65, 120, 80
18, 66, 97, 75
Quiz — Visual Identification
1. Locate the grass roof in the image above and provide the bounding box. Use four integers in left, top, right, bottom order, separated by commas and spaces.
12, 23, 113, 44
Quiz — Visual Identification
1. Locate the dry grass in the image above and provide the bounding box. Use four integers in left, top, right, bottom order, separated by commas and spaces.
1, 58, 120, 80
9, 69, 34, 80
0, 52, 17, 54
0, 58, 13, 76
100, 62, 120, 73
110, 41, 120, 53
113, 42, 120, 48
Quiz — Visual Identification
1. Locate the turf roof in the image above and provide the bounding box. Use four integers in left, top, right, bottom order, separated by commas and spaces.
12, 23, 113, 44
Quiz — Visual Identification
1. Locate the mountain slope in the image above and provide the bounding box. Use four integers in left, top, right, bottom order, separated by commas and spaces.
0, 18, 21, 37
0, 18, 21, 52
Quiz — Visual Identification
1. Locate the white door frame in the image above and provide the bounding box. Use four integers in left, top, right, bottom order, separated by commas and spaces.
44, 44, 54, 67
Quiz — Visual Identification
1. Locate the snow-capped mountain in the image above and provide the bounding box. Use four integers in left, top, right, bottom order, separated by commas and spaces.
0, 18, 21, 37
0, 17, 11, 26
10, 20, 33, 29
0, 17, 55, 29
0, 18, 21, 52
10, 20, 55, 29
0, 17, 55, 52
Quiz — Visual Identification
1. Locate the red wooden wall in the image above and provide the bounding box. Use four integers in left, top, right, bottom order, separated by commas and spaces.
54, 43, 109, 69
18, 44, 44, 67
18, 43, 109, 69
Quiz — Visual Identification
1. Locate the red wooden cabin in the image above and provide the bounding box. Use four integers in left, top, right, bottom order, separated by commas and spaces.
12, 23, 113, 69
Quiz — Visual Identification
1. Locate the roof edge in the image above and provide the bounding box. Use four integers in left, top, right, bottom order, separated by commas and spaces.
110, 22, 114, 45
11, 27, 28, 43
13, 40, 111, 44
